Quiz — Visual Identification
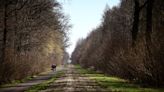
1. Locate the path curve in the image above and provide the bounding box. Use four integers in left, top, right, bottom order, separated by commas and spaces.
0, 67, 63, 92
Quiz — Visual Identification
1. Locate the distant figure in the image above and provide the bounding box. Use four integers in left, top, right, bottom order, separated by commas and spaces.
51, 64, 56, 72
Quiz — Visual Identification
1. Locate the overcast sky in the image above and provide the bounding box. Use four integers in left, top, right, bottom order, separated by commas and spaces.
58, 0, 120, 55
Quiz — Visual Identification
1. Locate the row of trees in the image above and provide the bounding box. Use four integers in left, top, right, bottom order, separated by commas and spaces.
71, 0, 164, 87
0, 0, 70, 84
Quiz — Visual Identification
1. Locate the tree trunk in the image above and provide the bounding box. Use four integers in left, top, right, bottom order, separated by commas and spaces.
146, 0, 154, 41
145, 0, 157, 86
2, 1, 8, 63
132, 0, 140, 46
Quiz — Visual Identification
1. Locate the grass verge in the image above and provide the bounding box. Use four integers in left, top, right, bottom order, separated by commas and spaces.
0, 75, 37, 88
75, 65, 164, 92
25, 71, 64, 92
0, 68, 52, 88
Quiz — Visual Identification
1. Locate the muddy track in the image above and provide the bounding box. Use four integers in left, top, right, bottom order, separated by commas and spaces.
41, 65, 109, 92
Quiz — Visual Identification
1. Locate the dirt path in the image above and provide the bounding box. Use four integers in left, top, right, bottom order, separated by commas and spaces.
0, 67, 63, 92
41, 65, 109, 92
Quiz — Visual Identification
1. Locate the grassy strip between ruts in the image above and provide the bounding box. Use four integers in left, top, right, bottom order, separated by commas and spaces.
25, 70, 64, 92
75, 65, 164, 92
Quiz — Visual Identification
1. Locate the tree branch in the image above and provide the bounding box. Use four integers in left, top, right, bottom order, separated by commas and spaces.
7, 0, 28, 16
139, 0, 148, 11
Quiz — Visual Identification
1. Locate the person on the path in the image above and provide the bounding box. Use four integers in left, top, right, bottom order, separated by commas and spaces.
51, 64, 56, 72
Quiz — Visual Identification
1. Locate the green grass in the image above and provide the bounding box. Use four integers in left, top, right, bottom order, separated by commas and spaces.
75, 65, 164, 92
25, 71, 64, 92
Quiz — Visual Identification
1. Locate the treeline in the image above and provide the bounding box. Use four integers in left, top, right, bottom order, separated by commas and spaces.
71, 0, 164, 87
0, 0, 69, 84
